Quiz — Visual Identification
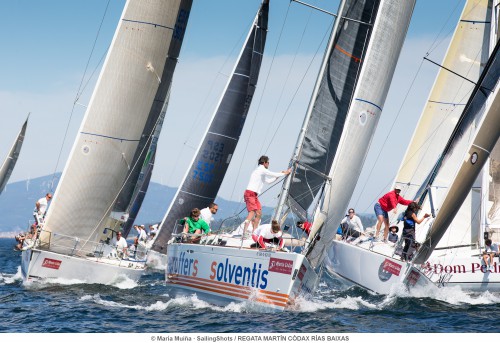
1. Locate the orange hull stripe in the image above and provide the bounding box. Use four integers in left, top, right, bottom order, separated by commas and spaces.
167, 274, 289, 306
171, 275, 288, 303
169, 273, 290, 299
169, 279, 287, 307
335, 44, 361, 63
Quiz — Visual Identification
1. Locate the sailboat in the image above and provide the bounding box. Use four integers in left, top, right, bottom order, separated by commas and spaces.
326, 0, 497, 294
147, 0, 270, 269
164, 0, 417, 310
0, 117, 28, 195
20, 0, 193, 284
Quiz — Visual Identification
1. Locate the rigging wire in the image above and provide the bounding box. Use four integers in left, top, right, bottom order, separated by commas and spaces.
227, 1, 295, 205
352, 1, 480, 214
49, 0, 112, 191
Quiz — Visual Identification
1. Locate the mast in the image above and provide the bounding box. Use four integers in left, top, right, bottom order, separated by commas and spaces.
152, 0, 270, 253
273, 0, 346, 222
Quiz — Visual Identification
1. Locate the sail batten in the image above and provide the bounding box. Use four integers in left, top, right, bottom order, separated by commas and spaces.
152, 1, 270, 252
41, 0, 193, 249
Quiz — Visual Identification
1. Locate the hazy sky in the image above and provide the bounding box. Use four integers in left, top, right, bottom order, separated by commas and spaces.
0, 0, 467, 217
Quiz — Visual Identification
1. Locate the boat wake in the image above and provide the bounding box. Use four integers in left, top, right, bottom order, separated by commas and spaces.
0, 266, 23, 285
22, 273, 139, 289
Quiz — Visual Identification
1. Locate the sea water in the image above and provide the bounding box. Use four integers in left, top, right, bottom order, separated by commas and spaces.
0, 238, 499, 333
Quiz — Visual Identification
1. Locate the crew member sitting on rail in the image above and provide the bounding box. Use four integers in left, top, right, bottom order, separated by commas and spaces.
181, 208, 210, 243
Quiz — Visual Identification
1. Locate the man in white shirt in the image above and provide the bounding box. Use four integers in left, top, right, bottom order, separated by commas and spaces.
340, 208, 364, 240
134, 225, 147, 245
243, 156, 291, 234
483, 238, 499, 272
200, 202, 218, 229
113, 232, 128, 258
251, 220, 284, 251
33, 193, 52, 225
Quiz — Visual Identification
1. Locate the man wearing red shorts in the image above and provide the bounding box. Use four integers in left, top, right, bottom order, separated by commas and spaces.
243, 156, 291, 235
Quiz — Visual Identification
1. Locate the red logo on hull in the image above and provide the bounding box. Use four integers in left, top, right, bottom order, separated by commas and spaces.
269, 258, 293, 275
383, 259, 401, 276
42, 258, 62, 270
298, 264, 307, 281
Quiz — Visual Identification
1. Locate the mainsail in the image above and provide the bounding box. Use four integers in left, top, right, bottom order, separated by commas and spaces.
0, 117, 28, 194
40, 0, 193, 252
152, 0, 269, 254
413, 39, 500, 263
275, 0, 415, 268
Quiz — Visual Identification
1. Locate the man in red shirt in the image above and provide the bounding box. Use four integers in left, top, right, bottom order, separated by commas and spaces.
374, 188, 412, 242
297, 221, 312, 235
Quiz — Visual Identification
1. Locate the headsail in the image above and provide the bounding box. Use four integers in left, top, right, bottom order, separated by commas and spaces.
413, 40, 500, 263
0, 117, 28, 194
275, 0, 415, 268
392, 0, 491, 205
40, 0, 193, 252
152, 0, 270, 254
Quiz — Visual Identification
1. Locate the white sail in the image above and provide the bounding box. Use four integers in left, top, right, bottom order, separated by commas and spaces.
40, 0, 192, 250
393, 0, 491, 203
0, 117, 28, 194
305, 0, 416, 268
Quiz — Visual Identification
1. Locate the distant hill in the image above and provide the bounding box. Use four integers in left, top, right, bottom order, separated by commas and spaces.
0, 174, 375, 234
0, 174, 273, 233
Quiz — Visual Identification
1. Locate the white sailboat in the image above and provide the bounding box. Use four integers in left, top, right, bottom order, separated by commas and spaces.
165, 0, 416, 310
147, 0, 271, 270
21, 0, 193, 284
0, 117, 28, 195
326, 0, 498, 294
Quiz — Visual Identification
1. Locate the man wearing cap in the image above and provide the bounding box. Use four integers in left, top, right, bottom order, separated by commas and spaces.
374, 188, 412, 243
134, 224, 147, 245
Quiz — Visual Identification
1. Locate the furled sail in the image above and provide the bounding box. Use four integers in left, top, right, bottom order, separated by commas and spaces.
0, 117, 28, 194
413, 40, 500, 263
152, 0, 270, 253
40, 0, 193, 252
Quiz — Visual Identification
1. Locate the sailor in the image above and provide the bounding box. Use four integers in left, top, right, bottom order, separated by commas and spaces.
113, 232, 128, 258
200, 202, 218, 228
340, 208, 364, 240
401, 202, 429, 261
243, 156, 291, 235
483, 239, 499, 272
181, 208, 210, 243
387, 226, 399, 243
251, 220, 285, 251
374, 188, 412, 243
297, 221, 312, 235
33, 193, 52, 225
134, 225, 147, 245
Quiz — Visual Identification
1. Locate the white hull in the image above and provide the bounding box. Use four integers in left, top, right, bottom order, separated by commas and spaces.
326, 240, 436, 294
165, 242, 319, 311
21, 247, 145, 284
418, 250, 500, 291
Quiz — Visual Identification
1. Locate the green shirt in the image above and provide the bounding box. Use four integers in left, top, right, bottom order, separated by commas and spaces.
180, 217, 210, 234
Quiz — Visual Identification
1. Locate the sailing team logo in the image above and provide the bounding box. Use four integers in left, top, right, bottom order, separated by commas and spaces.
268, 258, 293, 275
42, 258, 62, 270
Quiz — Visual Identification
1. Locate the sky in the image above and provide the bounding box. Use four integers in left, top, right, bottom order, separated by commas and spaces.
0, 0, 468, 216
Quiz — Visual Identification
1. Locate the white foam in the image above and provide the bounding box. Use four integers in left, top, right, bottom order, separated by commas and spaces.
0, 266, 23, 284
